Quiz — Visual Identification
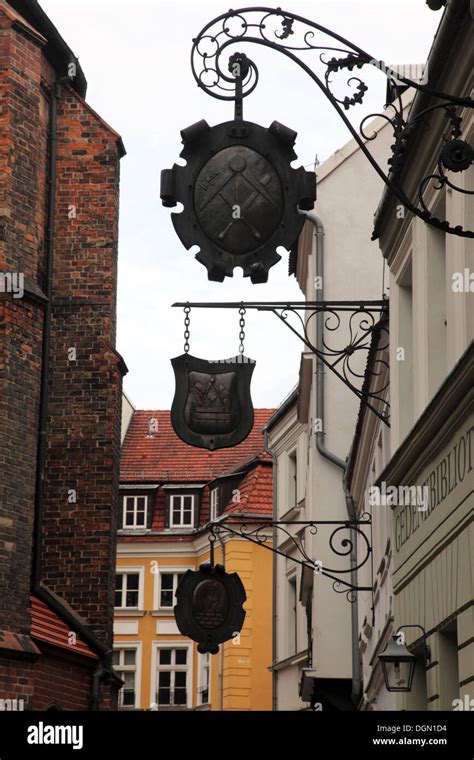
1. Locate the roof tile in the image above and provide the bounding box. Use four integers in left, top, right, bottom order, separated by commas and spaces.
30, 595, 98, 660
121, 409, 275, 482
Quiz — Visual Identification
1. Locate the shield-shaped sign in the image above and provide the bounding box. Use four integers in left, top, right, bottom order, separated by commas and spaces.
174, 563, 246, 654
170, 354, 255, 450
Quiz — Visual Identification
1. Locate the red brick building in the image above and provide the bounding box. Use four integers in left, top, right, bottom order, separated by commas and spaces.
0, 0, 126, 709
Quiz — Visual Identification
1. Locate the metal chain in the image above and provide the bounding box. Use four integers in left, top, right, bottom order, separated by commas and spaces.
183, 304, 191, 354
238, 305, 246, 355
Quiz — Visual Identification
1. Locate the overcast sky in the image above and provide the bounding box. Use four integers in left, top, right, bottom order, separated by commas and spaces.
40, 0, 440, 410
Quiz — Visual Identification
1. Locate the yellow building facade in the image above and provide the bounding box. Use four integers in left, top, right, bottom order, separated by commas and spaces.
115, 408, 274, 711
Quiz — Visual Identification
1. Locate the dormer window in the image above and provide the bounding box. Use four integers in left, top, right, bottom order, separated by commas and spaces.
210, 487, 220, 521
170, 494, 194, 528
123, 495, 148, 529
163, 486, 202, 529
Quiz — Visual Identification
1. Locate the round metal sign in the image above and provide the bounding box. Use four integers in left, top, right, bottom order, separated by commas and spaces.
161, 118, 316, 283
174, 564, 246, 654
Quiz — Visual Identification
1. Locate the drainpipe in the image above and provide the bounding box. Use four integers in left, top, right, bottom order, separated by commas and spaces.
298, 210, 362, 708
343, 487, 362, 707
217, 534, 225, 711
264, 429, 278, 712
91, 666, 105, 711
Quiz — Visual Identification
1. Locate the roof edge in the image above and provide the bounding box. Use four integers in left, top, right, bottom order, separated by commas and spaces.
372, 0, 468, 240
7, 0, 87, 96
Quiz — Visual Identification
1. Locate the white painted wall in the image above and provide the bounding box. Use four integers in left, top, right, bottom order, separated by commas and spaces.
269, 98, 413, 708
121, 390, 135, 443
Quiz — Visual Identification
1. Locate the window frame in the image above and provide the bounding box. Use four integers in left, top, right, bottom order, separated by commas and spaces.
115, 566, 145, 610
286, 567, 298, 657
197, 651, 211, 706
169, 493, 195, 528
113, 641, 142, 710
210, 487, 220, 522
122, 494, 148, 529
288, 448, 298, 509
151, 641, 193, 710
153, 566, 193, 611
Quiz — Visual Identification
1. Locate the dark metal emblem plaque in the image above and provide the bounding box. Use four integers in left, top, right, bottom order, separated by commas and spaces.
194, 145, 283, 255
171, 354, 255, 450
161, 119, 316, 283
174, 564, 246, 654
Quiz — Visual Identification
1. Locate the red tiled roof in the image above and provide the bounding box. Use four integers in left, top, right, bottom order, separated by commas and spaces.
223, 460, 273, 515
30, 595, 98, 660
118, 456, 273, 544
120, 409, 275, 482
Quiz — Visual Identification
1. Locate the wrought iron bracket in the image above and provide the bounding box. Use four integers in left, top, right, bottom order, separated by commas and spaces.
191, 7, 474, 238
207, 513, 373, 601
173, 300, 390, 425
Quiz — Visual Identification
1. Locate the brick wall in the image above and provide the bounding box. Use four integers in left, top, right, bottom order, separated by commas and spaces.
0, 658, 35, 706
40, 88, 124, 646
32, 646, 94, 710
0, 5, 49, 637
0, 2, 125, 707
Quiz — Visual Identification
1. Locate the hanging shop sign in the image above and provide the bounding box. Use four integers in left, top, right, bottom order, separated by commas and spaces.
161, 118, 316, 283
174, 563, 246, 654
171, 353, 255, 451
170, 305, 256, 450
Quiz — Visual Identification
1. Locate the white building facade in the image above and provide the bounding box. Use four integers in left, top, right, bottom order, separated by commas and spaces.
362, 0, 473, 711
266, 93, 413, 709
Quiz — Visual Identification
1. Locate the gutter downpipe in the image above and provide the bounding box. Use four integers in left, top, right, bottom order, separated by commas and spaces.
264, 428, 278, 712
217, 533, 225, 711
299, 210, 362, 708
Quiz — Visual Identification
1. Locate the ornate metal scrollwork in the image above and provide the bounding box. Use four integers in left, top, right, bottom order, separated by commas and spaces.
208, 512, 373, 598
191, 7, 474, 238
261, 301, 390, 425
173, 300, 390, 425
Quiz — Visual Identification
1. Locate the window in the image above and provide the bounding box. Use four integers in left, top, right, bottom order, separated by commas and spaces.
288, 449, 297, 508
153, 567, 192, 611
210, 487, 219, 521
170, 494, 194, 528
197, 652, 210, 705
438, 623, 459, 710
113, 648, 138, 708
156, 647, 191, 708
288, 575, 297, 656
158, 572, 184, 609
122, 495, 148, 529
395, 262, 414, 440
424, 225, 446, 399
115, 571, 140, 609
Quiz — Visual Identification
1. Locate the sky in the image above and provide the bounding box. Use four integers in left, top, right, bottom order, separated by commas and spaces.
39, 0, 441, 411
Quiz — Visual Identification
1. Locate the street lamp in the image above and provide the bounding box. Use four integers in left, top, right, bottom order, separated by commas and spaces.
378, 625, 431, 693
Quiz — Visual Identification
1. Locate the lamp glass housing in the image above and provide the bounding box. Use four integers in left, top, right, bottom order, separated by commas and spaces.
379, 635, 417, 693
